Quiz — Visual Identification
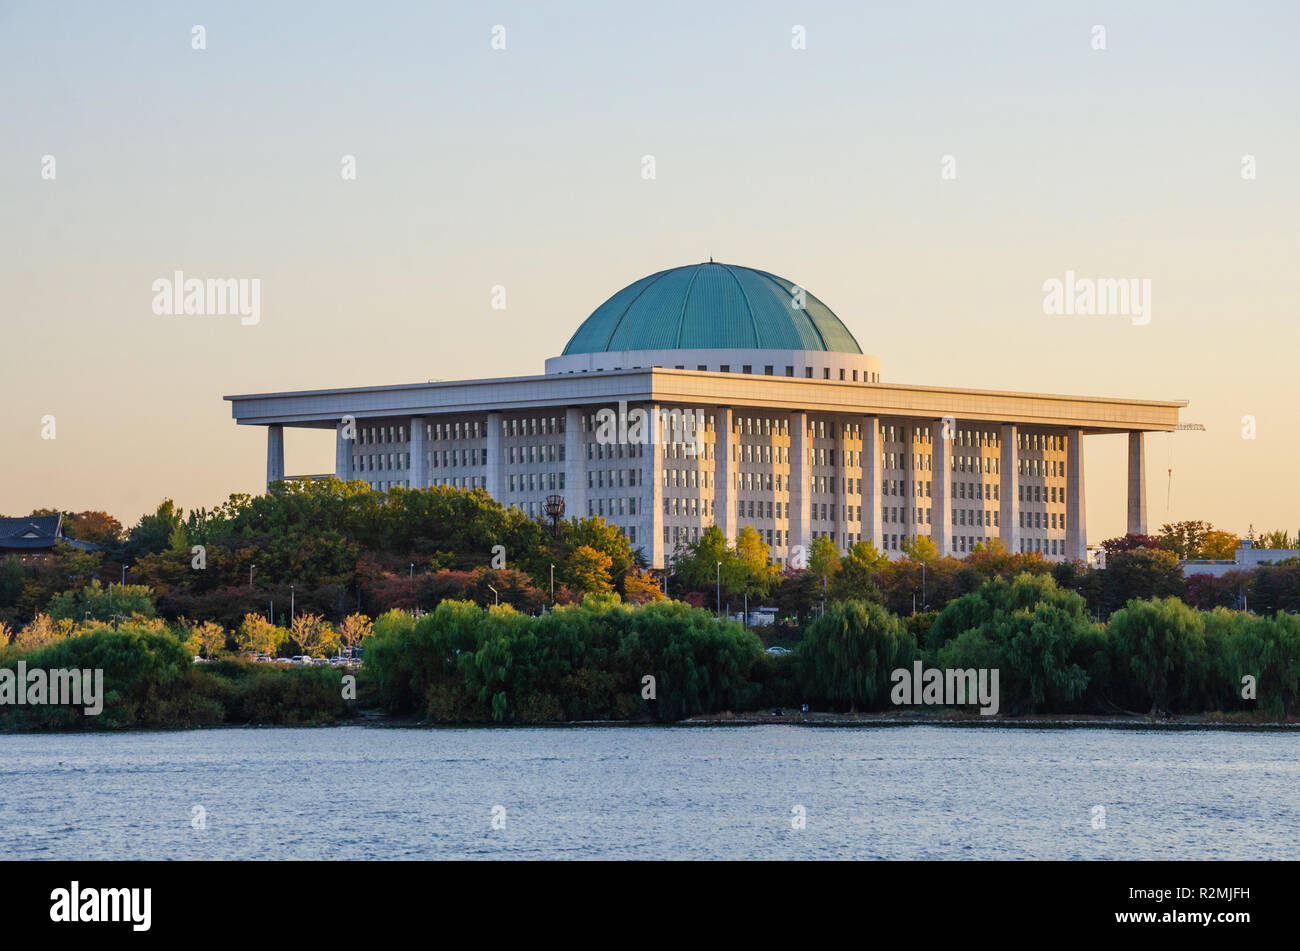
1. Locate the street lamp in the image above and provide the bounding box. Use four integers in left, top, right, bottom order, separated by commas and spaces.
716, 561, 722, 621
250, 563, 256, 586
120, 564, 128, 585
488, 584, 499, 606
550, 564, 555, 605
290, 584, 295, 622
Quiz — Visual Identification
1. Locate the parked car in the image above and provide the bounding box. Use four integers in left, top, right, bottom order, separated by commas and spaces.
765, 646, 792, 656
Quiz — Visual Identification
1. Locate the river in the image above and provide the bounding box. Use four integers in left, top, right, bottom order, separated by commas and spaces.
1, 725, 1294, 859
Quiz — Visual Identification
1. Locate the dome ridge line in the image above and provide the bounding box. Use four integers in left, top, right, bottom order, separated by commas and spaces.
673, 263, 707, 348
719, 263, 762, 348
599, 267, 675, 353
750, 267, 828, 352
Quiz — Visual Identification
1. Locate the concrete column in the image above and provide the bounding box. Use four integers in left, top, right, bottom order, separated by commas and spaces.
642, 403, 664, 568
565, 407, 585, 521
1065, 428, 1087, 561
486, 411, 503, 498
334, 420, 353, 482
409, 417, 426, 488
266, 424, 284, 489
836, 419, 849, 550
902, 422, 915, 548
790, 411, 810, 555
862, 416, 883, 552
1127, 431, 1147, 536
1000, 424, 1020, 554
929, 419, 952, 556
715, 407, 737, 544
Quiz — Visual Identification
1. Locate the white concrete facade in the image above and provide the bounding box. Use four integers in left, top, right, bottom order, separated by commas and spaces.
228, 366, 1184, 569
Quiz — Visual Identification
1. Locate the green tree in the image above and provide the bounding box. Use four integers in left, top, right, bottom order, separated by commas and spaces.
807, 535, 842, 580
799, 600, 913, 712
47, 581, 156, 623
1158, 520, 1213, 560
673, 525, 736, 593
1108, 597, 1206, 713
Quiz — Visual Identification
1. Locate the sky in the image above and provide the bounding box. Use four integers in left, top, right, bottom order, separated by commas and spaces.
2, 0, 1297, 543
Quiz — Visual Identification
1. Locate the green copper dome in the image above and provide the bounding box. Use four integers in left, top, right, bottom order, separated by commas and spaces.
561, 263, 863, 355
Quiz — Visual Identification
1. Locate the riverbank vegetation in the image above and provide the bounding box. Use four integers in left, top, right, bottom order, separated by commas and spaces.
0, 619, 352, 731
3, 484, 1298, 727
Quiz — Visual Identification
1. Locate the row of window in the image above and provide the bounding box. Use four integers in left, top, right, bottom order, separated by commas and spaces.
587, 442, 646, 460
1019, 433, 1065, 452
508, 444, 563, 465
507, 472, 565, 493
1019, 458, 1065, 477
362, 419, 1068, 454
593, 469, 641, 489
588, 497, 639, 518
1022, 511, 1067, 530
1021, 485, 1065, 503
503, 416, 563, 438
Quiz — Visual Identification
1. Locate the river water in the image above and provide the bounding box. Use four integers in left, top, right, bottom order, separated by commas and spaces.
1, 726, 1294, 860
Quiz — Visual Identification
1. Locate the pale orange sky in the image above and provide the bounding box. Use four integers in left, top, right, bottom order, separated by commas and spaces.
2, 1, 1297, 543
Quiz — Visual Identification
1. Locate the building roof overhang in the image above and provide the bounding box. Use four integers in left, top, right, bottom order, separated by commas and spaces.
225, 368, 1185, 434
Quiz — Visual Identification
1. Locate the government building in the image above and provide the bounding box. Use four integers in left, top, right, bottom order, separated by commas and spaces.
225, 262, 1185, 569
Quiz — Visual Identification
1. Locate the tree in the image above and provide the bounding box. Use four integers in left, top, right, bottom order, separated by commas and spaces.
673, 525, 735, 592
568, 545, 613, 595
235, 613, 288, 657
901, 535, 939, 564
1100, 533, 1164, 554
565, 517, 635, 586
290, 613, 336, 657
180, 620, 227, 659
829, 541, 886, 604
799, 600, 913, 712
732, 526, 779, 600
1158, 520, 1213, 560
1200, 530, 1239, 560
337, 613, 374, 653
1108, 597, 1206, 713
622, 569, 665, 605
1100, 549, 1185, 616
807, 535, 841, 579
65, 511, 124, 547
47, 581, 156, 623
124, 500, 186, 562
1256, 530, 1295, 550
12, 614, 63, 651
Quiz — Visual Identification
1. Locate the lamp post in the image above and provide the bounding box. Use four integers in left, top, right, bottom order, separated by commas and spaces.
922, 562, 927, 610
121, 564, 128, 585
716, 561, 722, 621
488, 585, 499, 607
550, 564, 555, 605
250, 564, 256, 586
290, 584, 295, 622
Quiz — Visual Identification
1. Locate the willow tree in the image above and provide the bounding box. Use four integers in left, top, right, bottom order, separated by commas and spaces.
799, 600, 913, 712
